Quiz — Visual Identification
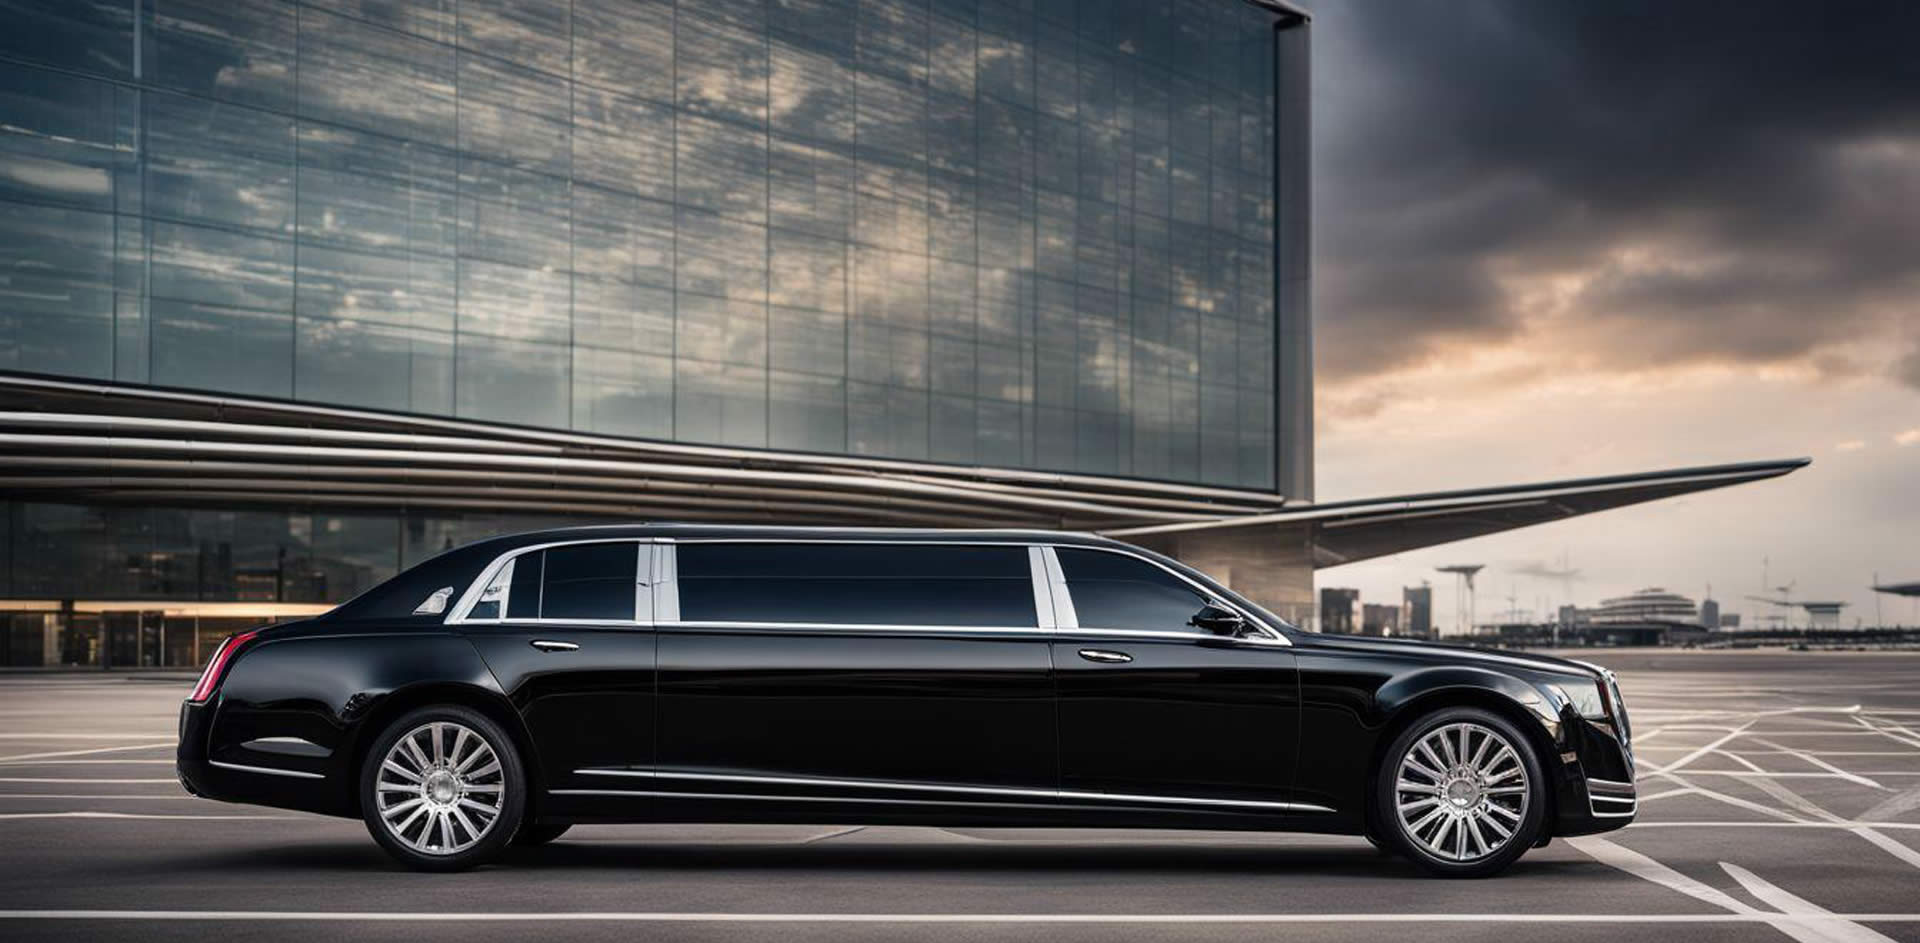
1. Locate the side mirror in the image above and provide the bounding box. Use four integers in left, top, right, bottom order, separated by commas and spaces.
1190, 603, 1247, 637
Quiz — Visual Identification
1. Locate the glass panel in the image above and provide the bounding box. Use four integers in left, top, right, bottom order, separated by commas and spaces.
457, 52, 570, 173
506, 550, 542, 619
0, 201, 115, 377
574, 0, 674, 102
147, 0, 296, 110
0, 62, 120, 212
677, 543, 1036, 626
540, 542, 638, 621
1057, 547, 1209, 634
145, 93, 294, 233
150, 298, 294, 398
0, 0, 135, 78
297, 6, 457, 143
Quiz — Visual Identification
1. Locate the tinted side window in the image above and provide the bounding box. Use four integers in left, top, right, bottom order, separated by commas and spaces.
677, 543, 1036, 627
540, 543, 638, 621
506, 551, 542, 619
1057, 548, 1209, 633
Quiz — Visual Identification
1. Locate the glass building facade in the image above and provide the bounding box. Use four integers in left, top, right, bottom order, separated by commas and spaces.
0, 0, 1311, 665
0, 0, 1299, 488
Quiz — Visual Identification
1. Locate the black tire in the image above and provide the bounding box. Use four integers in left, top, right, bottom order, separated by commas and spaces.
360, 705, 525, 872
512, 823, 572, 846
1373, 706, 1547, 878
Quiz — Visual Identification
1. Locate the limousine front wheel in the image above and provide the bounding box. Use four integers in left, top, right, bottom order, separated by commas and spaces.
360, 706, 525, 872
1375, 706, 1546, 878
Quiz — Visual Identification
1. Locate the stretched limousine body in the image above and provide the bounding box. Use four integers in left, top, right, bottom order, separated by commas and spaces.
177, 525, 1634, 876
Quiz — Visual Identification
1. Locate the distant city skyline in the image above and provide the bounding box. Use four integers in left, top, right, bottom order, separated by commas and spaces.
1309, 1, 1918, 626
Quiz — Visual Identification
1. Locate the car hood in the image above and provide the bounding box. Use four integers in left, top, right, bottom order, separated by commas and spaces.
1296, 632, 1604, 679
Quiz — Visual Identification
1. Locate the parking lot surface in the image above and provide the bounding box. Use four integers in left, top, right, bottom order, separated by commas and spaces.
1, 649, 1917, 942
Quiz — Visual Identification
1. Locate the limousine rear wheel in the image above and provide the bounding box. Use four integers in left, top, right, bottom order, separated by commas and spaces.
1375, 706, 1546, 878
360, 706, 525, 872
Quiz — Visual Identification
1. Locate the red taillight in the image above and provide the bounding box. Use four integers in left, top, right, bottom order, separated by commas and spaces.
187, 630, 259, 703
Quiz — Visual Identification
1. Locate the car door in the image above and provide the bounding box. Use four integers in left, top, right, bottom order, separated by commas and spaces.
453, 540, 658, 790
1047, 545, 1301, 810
651, 540, 1056, 806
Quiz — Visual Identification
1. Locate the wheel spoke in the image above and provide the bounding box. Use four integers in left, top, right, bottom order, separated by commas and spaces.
377, 779, 418, 793
1416, 741, 1448, 774
466, 760, 501, 781
381, 760, 422, 783
1395, 779, 1438, 794
1480, 809, 1513, 840
1465, 814, 1489, 858
403, 734, 432, 772
1434, 729, 1459, 767
381, 797, 425, 820
1485, 801, 1521, 822
448, 727, 470, 770
1398, 796, 1439, 815
429, 723, 445, 764
1403, 757, 1447, 783
1486, 785, 1527, 796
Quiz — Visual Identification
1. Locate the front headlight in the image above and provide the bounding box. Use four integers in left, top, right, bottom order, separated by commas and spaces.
1544, 680, 1610, 722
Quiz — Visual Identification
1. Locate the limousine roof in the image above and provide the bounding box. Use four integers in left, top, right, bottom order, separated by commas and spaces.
471, 522, 1130, 547
322, 524, 1142, 624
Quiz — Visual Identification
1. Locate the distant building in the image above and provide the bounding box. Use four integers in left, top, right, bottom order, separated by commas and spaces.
1404, 585, 1434, 638
1590, 588, 1704, 646
1720, 613, 1741, 629
1361, 603, 1401, 637
1320, 588, 1360, 634
1700, 598, 1721, 632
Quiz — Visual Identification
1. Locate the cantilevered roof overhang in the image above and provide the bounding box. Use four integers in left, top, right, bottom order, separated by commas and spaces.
0, 374, 1805, 563
1103, 458, 1811, 568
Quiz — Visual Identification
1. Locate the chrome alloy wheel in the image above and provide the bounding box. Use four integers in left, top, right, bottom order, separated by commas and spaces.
373, 721, 506, 856
1393, 722, 1529, 861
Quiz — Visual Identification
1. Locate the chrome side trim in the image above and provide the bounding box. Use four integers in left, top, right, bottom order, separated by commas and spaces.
210, 759, 324, 780
1586, 776, 1636, 791
240, 737, 331, 758
659, 621, 1047, 636
573, 769, 1333, 814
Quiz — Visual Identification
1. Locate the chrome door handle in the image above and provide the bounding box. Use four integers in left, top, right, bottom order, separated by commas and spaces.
530, 640, 579, 652
1078, 649, 1132, 664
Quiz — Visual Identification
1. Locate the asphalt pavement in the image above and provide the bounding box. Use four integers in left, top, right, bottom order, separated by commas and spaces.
1, 648, 1917, 942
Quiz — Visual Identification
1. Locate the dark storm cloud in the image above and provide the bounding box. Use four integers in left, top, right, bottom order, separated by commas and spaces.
1315, 0, 1920, 383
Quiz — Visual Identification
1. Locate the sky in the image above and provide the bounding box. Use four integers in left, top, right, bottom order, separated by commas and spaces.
1307, 1, 1920, 630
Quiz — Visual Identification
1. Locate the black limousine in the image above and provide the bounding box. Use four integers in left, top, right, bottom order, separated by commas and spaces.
177, 525, 1634, 876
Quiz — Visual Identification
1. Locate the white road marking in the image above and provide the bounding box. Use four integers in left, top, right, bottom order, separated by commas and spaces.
1628, 822, 1920, 830
0, 794, 196, 800
1566, 836, 1760, 914
0, 759, 176, 766
0, 734, 175, 740
0, 910, 1916, 924
1648, 722, 1756, 775
0, 778, 178, 784
0, 811, 289, 821
1848, 827, 1920, 872
1858, 785, 1920, 822
1721, 862, 1899, 943
0, 743, 176, 763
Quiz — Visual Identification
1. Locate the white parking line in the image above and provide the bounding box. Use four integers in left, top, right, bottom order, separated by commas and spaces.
0, 743, 175, 763
1721, 863, 1898, 943
0, 778, 178, 784
0, 910, 1916, 924
0, 812, 289, 821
